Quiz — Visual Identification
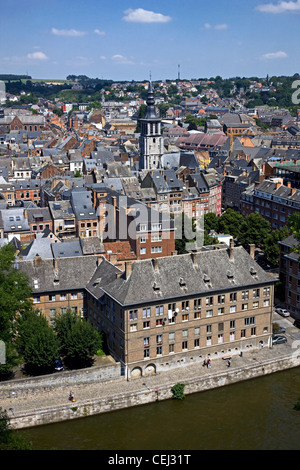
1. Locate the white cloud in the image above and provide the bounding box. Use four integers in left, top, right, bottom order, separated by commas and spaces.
94, 29, 105, 36
100, 55, 106, 60
27, 51, 48, 60
215, 23, 228, 30
51, 27, 86, 36
112, 54, 135, 65
256, 0, 300, 13
204, 23, 228, 30
123, 8, 171, 23
261, 50, 288, 59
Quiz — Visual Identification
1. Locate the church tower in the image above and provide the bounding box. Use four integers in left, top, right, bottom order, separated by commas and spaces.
139, 80, 164, 170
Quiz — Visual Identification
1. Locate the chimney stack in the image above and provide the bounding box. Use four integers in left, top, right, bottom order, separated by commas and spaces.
125, 261, 133, 280
152, 258, 159, 271
249, 244, 255, 259
229, 240, 234, 260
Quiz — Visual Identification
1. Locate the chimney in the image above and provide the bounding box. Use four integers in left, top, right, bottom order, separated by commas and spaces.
229, 240, 234, 260
53, 258, 58, 272
249, 244, 255, 259
33, 254, 42, 267
191, 250, 198, 266
292, 188, 297, 196
152, 258, 159, 271
125, 261, 133, 280
109, 253, 118, 265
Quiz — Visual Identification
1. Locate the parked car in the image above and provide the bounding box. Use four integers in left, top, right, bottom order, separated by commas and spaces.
272, 335, 287, 345
275, 308, 290, 317
54, 358, 63, 371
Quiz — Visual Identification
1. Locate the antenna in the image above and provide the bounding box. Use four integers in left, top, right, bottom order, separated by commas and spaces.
178, 64, 180, 80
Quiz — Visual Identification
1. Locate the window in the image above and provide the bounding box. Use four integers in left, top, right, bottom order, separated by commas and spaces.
245, 317, 255, 326
218, 294, 225, 304
206, 309, 213, 317
151, 234, 162, 242
194, 338, 200, 348
155, 305, 164, 316
263, 287, 270, 297
253, 288, 260, 298
33, 295, 40, 303
241, 329, 246, 338
230, 320, 235, 329
151, 246, 162, 254
182, 329, 188, 338
60, 293, 67, 301
194, 298, 201, 310
144, 337, 150, 347
49, 294, 55, 302
71, 293, 78, 300
130, 324, 137, 332
251, 327, 256, 336
230, 331, 235, 341
140, 247, 146, 255
242, 303, 248, 311
253, 301, 259, 309
264, 299, 270, 307
230, 293, 237, 302
242, 291, 249, 300
140, 236, 146, 244
168, 303, 176, 312
169, 343, 175, 353
218, 307, 224, 315
230, 305, 236, 313
143, 307, 151, 318
144, 348, 150, 358
218, 322, 224, 332
156, 346, 162, 355
206, 296, 213, 306
129, 310, 138, 321
195, 327, 200, 336
169, 332, 175, 342
206, 336, 212, 346
157, 334, 162, 344
194, 311, 201, 319
182, 341, 188, 350
206, 325, 212, 333
156, 318, 163, 327
182, 300, 189, 310
143, 321, 150, 329
182, 313, 189, 322
218, 334, 223, 344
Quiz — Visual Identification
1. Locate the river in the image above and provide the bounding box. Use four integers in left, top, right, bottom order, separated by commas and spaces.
20, 368, 300, 451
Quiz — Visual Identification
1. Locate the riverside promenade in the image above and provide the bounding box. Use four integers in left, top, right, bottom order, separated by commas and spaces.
2, 316, 300, 430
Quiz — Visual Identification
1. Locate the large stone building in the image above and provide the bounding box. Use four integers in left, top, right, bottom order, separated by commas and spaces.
85, 243, 275, 379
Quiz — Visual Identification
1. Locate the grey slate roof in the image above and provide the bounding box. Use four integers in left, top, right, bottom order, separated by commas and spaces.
99, 245, 275, 306
17, 255, 100, 293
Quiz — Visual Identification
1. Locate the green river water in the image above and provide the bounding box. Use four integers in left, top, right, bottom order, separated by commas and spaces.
21, 368, 300, 451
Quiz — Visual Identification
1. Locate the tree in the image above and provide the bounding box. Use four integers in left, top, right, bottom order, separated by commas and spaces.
237, 213, 271, 247
204, 213, 219, 233
0, 408, 32, 450
263, 226, 291, 267
0, 244, 33, 377
218, 209, 244, 239
54, 311, 103, 369
17, 310, 60, 375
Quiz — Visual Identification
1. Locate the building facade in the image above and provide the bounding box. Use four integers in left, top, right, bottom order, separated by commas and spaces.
86, 244, 275, 379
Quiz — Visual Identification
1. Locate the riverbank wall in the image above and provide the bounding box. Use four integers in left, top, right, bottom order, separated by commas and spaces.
4, 348, 300, 430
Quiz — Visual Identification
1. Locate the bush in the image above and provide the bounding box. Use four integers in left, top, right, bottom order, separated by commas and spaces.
171, 383, 185, 400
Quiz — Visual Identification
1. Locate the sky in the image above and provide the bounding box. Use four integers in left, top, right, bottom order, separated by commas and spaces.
0, 0, 299, 81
